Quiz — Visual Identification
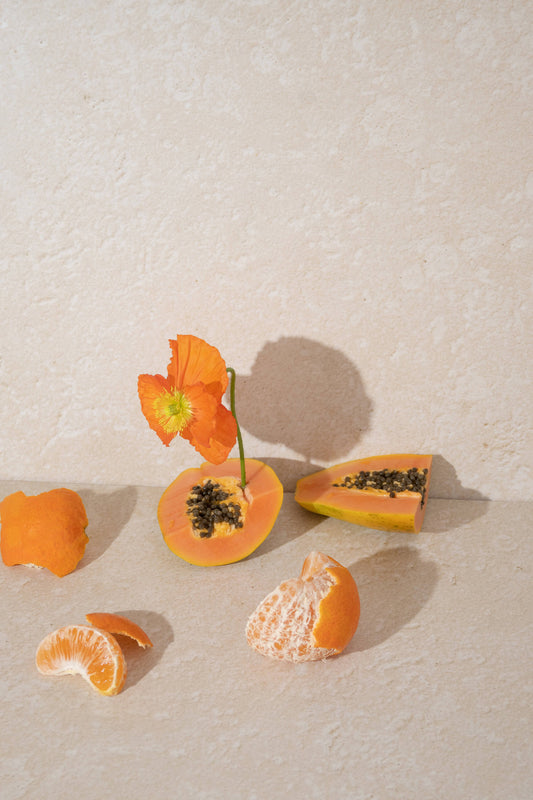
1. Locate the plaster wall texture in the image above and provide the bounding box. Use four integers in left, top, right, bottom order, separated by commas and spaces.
1, 1, 531, 499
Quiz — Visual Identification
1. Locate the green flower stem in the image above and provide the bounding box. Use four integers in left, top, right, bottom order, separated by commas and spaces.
226, 367, 247, 488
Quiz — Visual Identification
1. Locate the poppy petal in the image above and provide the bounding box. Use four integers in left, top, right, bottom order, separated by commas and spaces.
181, 385, 220, 447
183, 402, 238, 465
167, 335, 228, 400
137, 373, 178, 446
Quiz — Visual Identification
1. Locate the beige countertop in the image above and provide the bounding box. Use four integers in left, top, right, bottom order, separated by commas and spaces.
1, 481, 531, 799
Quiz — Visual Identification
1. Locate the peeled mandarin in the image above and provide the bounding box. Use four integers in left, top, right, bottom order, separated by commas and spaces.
246, 551, 360, 662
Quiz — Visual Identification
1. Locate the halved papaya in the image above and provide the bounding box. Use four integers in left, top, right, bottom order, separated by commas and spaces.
157, 459, 283, 566
295, 454, 432, 533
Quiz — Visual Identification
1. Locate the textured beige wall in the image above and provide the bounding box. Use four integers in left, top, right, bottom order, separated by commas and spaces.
1, 1, 531, 499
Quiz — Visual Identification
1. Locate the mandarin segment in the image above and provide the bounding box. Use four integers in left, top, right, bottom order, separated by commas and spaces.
36, 625, 127, 696
246, 551, 360, 663
0, 488, 88, 576
85, 613, 153, 648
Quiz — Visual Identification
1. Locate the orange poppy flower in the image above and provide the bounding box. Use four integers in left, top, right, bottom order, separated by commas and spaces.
138, 335, 237, 464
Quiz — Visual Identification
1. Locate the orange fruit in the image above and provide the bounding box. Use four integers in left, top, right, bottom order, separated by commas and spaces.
36, 625, 127, 696
85, 613, 153, 648
0, 488, 88, 576
246, 551, 360, 662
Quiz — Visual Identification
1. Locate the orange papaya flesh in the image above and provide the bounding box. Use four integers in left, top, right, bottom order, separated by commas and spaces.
295, 454, 432, 533
157, 459, 283, 566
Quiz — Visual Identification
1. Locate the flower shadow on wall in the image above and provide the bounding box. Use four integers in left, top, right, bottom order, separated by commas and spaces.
234, 337, 373, 490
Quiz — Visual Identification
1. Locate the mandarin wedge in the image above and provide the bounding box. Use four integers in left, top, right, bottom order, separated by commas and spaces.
85, 613, 153, 648
246, 551, 360, 663
36, 625, 127, 696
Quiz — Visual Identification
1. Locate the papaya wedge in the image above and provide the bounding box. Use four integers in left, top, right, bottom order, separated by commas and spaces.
295, 454, 432, 533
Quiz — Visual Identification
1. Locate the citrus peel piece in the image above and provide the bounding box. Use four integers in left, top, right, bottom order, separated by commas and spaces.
0, 488, 88, 576
85, 613, 153, 648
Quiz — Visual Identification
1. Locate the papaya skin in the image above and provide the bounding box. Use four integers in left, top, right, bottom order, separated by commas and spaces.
295, 454, 432, 533
158, 459, 283, 566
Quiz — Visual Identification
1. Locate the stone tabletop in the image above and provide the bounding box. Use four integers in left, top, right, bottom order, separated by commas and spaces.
1, 481, 531, 800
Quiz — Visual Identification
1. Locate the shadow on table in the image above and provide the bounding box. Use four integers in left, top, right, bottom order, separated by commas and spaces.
425, 454, 490, 532
77, 485, 138, 568
346, 545, 439, 653
257, 455, 323, 494
110, 609, 174, 690
245, 465, 324, 560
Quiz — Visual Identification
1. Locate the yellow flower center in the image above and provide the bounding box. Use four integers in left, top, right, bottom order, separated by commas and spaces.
153, 389, 193, 434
